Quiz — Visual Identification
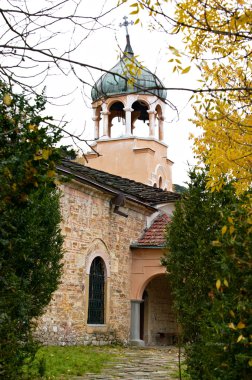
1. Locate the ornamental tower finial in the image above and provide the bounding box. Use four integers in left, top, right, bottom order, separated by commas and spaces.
119, 16, 134, 36
119, 16, 134, 56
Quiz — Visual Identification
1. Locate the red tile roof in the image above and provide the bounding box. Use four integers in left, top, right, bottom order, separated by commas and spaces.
132, 213, 171, 247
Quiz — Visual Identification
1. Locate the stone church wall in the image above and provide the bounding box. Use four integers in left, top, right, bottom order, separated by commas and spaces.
36, 181, 149, 345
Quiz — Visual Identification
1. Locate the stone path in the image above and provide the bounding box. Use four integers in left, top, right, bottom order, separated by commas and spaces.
72, 346, 181, 380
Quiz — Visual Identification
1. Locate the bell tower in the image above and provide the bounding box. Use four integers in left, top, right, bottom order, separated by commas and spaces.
78, 18, 174, 191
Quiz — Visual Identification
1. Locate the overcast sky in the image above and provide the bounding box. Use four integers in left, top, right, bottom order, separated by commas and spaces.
44, 0, 200, 186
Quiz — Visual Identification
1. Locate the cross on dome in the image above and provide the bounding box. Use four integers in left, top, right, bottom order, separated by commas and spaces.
120, 16, 134, 36
120, 16, 134, 56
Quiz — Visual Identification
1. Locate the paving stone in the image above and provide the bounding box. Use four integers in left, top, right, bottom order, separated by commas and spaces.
71, 346, 182, 380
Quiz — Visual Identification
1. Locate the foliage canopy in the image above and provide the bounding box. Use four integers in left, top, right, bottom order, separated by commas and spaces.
163, 169, 252, 379
121, 0, 252, 194
0, 83, 65, 379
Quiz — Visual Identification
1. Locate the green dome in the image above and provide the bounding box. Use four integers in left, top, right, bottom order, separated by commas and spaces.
91, 36, 167, 102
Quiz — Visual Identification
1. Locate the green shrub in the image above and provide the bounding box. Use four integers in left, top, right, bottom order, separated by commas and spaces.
163, 169, 252, 379
0, 83, 64, 379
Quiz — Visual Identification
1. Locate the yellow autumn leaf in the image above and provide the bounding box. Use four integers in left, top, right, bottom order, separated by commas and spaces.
223, 278, 229, 287
47, 170, 55, 178
42, 149, 50, 160
222, 225, 227, 235
28, 124, 37, 131
3, 93, 12, 106
228, 322, 236, 330
34, 151, 43, 160
182, 66, 191, 74
249, 358, 252, 367
229, 225, 235, 234
130, 9, 139, 15
216, 279, 221, 290
229, 310, 235, 318
237, 321, 246, 329
228, 217, 233, 224
237, 335, 244, 343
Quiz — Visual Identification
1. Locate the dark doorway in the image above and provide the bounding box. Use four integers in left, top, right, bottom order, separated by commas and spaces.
144, 275, 177, 345
140, 290, 148, 340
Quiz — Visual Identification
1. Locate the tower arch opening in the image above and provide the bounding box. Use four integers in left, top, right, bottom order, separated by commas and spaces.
108, 101, 126, 138
132, 100, 149, 137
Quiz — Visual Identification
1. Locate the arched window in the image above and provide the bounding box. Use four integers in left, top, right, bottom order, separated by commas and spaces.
88, 257, 105, 324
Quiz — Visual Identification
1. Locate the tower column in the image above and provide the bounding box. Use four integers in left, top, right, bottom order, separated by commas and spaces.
123, 107, 134, 136
101, 111, 111, 138
147, 110, 156, 137
92, 116, 101, 140
159, 116, 165, 141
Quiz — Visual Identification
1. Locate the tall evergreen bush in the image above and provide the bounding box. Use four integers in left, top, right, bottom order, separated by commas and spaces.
0, 83, 65, 378
163, 170, 252, 379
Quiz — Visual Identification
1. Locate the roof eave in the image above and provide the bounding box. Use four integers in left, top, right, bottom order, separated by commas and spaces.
130, 244, 165, 249
57, 166, 157, 212
150, 198, 180, 206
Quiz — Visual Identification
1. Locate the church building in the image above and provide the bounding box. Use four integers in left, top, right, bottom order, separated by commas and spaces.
37, 23, 180, 347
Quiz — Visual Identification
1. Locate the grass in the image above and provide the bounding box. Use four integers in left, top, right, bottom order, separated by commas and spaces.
22, 345, 114, 379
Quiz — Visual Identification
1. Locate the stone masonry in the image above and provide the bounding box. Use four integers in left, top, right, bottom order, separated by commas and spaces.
36, 180, 151, 345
